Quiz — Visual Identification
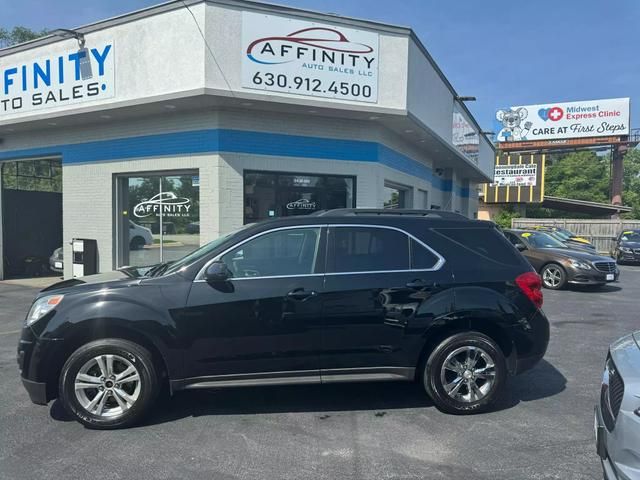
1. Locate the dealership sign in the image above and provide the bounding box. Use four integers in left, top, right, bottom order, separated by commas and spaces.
492, 164, 537, 187
241, 12, 379, 103
495, 98, 630, 142
0, 41, 115, 116
452, 105, 479, 164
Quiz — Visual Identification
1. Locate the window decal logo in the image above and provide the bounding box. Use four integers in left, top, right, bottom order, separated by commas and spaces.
133, 192, 191, 218
286, 198, 317, 210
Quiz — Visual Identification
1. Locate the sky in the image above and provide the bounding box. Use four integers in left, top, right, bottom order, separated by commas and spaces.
2, 0, 639, 132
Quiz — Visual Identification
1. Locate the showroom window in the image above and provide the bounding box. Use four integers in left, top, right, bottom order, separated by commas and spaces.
115, 172, 199, 269
244, 171, 355, 223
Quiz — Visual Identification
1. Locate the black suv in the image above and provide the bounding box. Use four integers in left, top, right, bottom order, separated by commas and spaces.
18, 209, 549, 428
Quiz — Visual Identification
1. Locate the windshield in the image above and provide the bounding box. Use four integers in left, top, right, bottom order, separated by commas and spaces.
621, 231, 640, 242
521, 231, 567, 249
163, 225, 253, 275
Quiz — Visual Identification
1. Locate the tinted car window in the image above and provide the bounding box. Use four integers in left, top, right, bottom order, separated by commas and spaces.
411, 239, 440, 269
520, 231, 566, 249
221, 227, 320, 278
435, 227, 522, 266
329, 227, 409, 273
621, 231, 640, 242
504, 232, 520, 245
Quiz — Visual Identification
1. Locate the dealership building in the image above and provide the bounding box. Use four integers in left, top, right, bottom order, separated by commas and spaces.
0, 0, 493, 279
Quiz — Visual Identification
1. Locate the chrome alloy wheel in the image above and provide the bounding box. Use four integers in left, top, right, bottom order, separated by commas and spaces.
439, 346, 496, 403
542, 266, 563, 288
74, 354, 141, 417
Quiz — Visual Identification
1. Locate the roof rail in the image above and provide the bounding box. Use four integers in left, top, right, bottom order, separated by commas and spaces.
311, 208, 469, 220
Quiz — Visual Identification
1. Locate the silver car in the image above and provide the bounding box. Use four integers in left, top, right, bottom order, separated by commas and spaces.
595, 332, 640, 479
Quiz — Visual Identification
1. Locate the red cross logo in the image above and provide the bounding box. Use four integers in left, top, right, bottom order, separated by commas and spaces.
548, 106, 564, 121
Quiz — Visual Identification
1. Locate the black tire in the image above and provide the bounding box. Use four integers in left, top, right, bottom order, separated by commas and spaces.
540, 263, 567, 290
422, 332, 506, 415
59, 339, 159, 429
130, 236, 145, 250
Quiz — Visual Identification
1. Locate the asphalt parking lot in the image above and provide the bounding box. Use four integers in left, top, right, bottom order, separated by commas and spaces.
1, 266, 639, 479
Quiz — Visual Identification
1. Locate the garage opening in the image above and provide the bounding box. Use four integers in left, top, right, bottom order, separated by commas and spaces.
1, 158, 63, 279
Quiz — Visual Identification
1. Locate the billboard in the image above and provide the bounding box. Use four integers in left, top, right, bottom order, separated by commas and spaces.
494, 98, 630, 143
483, 153, 545, 204
241, 12, 379, 103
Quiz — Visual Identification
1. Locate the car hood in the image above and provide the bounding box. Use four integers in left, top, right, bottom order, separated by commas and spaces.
40, 270, 140, 295
621, 241, 640, 249
539, 248, 612, 262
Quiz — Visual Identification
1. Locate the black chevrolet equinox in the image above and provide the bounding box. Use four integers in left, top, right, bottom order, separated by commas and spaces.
18, 209, 549, 428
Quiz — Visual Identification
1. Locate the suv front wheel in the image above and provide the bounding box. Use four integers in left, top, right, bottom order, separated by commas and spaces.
59, 338, 159, 429
422, 332, 506, 414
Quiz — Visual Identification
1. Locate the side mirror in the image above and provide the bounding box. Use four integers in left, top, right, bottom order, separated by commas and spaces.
204, 261, 232, 283
515, 243, 527, 252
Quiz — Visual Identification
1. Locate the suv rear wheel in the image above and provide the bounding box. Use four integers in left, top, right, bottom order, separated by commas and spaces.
59, 339, 159, 429
422, 332, 506, 414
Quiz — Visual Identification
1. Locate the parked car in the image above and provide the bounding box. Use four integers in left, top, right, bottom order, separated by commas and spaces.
531, 226, 596, 252
594, 331, 640, 480
503, 229, 619, 289
186, 221, 200, 234
128, 220, 154, 250
49, 247, 63, 274
612, 229, 640, 265
18, 209, 549, 429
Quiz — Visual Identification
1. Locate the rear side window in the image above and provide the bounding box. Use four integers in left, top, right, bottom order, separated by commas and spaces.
434, 227, 523, 266
329, 227, 410, 273
411, 239, 440, 269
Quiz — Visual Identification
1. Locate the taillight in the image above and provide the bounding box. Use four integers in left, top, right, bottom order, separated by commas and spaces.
515, 271, 543, 309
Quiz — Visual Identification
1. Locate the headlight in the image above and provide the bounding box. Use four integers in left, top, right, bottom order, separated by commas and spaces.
26, 294, 64, 326
569, 259, 591, 270
620, 246, 632, 253
635, 407, 640, 418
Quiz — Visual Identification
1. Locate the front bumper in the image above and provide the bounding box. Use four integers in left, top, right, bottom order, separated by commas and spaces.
567, 267, 619, 285
595, 403, 640, 480
617, 251, 640, 263
17, 326, 60, 405
21, 378, 48, 405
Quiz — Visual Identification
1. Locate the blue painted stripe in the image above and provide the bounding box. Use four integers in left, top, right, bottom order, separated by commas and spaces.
0, 128, 469, 197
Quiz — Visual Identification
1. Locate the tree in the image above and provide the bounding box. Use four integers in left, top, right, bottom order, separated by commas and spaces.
543, 150, 610, 203
621, 148, 640, 219
0, 26, 49, 49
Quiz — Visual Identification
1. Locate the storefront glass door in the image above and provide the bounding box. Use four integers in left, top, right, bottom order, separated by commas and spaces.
116, 172, 199, 269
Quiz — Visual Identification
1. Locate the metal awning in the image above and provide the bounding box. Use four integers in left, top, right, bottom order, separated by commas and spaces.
542, 196, 633, 216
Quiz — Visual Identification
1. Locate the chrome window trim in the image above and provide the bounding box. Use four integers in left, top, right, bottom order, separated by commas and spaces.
194, 222, 445, 282
195, 224, 326, 281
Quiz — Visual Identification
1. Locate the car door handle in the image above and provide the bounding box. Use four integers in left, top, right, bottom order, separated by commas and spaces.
286, 289, 318, 301
406, 279, 437, 289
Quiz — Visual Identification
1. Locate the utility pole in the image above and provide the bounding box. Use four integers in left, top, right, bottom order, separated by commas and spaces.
610, 144, 626, 219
